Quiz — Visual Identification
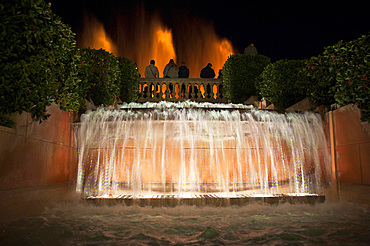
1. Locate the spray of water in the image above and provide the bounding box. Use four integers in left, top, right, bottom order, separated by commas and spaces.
74, 102, 330, 198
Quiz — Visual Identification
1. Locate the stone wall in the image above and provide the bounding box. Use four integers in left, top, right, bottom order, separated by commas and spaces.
332, 105, 370, 185
0, 103, 78, 190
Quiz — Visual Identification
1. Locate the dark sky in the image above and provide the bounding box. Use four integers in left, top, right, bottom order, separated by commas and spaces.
49, 0, 369, 62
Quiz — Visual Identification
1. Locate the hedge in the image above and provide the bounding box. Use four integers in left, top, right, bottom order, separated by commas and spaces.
117, 57, 140, 103
259, 59, 306, 109
222, 54, 271, 103
78, 48, 120, 108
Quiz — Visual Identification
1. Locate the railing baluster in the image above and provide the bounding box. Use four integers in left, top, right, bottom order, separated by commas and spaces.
194, 83, 199, 99
137, 78, 228, 103
206, 83, 211, 99
164, 82, 169, 100
143, 83, 148, 99
180, 82, 185, 100
188, 83, 193, 100
218, 83, 223, 100
158, 82, 163, 100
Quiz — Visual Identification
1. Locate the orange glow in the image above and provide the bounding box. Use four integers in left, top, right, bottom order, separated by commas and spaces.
79, 14, 118, 55
174, 17, 234, 77
213, 84, 218, 99
174, 84, 180, 99
200, 84, 205, 98
150, 27, 177, 77
78, 7, 235, 78
162, 84, 167, 99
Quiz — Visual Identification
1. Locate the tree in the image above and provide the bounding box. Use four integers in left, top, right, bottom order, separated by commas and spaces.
298, 55, 336, 106
326, 34, 369, 121
299, 33, 369, 121
0, 0, 79, 126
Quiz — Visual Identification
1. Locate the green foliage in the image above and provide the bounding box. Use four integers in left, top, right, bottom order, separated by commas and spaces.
325, 33, 369, 121
222, 54, 271, 103
0, 0, 79, 126
298, 55, 336, 106
259, 59, 306, 109
78, 48, 120, 107
54, 48, 84, 112
299, 33, 369, 121
117, 57, 140, 102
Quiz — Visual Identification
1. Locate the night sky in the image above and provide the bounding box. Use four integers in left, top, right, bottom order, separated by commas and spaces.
49, 0, 369, 62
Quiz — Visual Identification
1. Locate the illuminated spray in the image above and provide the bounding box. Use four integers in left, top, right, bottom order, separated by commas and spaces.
79, 14, 118, 55
78, 8, 234, 78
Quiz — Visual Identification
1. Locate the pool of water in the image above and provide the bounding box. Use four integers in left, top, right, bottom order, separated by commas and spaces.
1, 201, 369, 245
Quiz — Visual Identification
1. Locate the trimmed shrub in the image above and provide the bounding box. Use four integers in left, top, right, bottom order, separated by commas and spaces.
259, 59, 306, 109
117, 57, 140, 102
0, 0, 78, 126
222, 54, 271, 103
78, 48, 120, 107
54, 48, 84, 113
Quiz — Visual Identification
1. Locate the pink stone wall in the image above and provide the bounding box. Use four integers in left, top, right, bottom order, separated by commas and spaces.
0, 103, 78, 190
333, 105, 370, 185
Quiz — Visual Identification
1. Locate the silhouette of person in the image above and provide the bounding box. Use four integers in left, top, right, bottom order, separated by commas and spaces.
145, 60, 159, 78
244, 43, 258, 55
200, 63, 215, 78
163, 59, 179, 78
218, 69, 222, 79
178, 62, 190, 78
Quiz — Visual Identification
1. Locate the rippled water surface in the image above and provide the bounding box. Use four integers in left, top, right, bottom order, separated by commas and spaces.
1, 201, 369, 245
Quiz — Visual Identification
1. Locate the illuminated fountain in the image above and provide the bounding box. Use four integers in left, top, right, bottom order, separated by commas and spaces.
75, 8, 330, 205
74, 102, 330, 204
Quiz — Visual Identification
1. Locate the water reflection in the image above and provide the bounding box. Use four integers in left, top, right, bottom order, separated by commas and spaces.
1, 202, 369, 245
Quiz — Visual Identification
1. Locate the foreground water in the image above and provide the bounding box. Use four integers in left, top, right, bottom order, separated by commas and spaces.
1, 201, 369, 245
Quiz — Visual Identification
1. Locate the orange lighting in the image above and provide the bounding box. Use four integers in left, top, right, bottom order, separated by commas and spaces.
156, 28, 176, 62
78, 7, 235, 78
174, 17, 235, 77
79, 14, 118, 55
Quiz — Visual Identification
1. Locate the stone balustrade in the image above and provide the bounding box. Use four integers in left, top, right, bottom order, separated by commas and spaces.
138, 78, 229, 103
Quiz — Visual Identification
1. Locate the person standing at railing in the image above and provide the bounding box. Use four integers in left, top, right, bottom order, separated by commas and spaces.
163, 59, 179, 78
200, 63, 215, 78
178, 62, 190, 78
145, 60, 160, 78
243, 43, 258, 55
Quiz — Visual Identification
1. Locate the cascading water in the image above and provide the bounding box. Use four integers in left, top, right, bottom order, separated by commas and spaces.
74, 101, 330, 199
